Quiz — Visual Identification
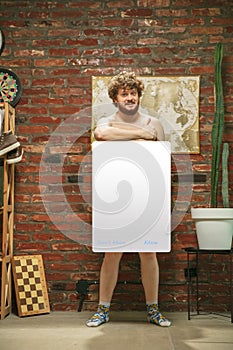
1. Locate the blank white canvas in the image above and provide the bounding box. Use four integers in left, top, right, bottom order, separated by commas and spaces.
92, 141, 171, 252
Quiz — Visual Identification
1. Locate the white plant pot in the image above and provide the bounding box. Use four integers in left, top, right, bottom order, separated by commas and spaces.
191, 208, 233, 250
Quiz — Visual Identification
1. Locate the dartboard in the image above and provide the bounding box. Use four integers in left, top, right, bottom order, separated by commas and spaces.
0, 28, 5, 55
0, 68, 22, 106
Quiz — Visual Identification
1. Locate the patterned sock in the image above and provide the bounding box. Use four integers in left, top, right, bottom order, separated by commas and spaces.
86, 304, 110, 327
146, 303, 171, 327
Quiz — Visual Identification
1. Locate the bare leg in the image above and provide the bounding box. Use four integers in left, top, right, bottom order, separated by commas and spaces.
139, 252, 171, 327
139, 252, 159, 302
99, 252, 123, 302
86, 252, 123, 327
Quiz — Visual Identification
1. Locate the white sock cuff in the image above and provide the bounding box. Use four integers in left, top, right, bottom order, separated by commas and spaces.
146, 301, 158, 306
99, 301, 110, 307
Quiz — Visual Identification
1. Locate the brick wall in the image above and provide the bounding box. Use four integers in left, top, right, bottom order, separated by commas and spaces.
0, 0, 232, 313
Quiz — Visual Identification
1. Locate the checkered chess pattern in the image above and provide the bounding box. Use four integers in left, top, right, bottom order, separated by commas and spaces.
12, 255, 50, 317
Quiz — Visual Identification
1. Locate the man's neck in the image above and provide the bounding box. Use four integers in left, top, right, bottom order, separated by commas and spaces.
116, 110, 140, 123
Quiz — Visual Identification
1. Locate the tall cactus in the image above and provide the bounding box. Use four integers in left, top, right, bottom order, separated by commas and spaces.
222, 142, 229, 208
210, 43, 224, 207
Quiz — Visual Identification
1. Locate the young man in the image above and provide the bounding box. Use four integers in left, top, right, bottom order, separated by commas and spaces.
86, 71, 171, 328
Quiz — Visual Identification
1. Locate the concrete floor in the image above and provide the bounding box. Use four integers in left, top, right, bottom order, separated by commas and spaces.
0, 311, 232, 350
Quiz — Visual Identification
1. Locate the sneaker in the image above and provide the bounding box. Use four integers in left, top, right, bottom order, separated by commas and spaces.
7, 145, 24, 164
86, 304, 110, 327
0, 131, 20, 156
147, 303, 171, 327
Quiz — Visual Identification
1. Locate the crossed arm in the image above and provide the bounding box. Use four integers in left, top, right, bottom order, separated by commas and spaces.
94, 117, 165, 141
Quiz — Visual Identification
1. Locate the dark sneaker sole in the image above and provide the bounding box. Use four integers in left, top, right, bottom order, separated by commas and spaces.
0, 141, 20, 156
7, 149, 24, 164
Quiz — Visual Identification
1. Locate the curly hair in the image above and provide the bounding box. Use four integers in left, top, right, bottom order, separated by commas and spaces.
108, 71, 144, 101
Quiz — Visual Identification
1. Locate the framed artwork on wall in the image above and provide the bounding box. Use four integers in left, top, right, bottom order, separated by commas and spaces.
92, 75, 200, 154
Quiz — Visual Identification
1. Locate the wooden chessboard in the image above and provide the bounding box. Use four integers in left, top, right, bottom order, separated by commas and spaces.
12, 255, 50, 317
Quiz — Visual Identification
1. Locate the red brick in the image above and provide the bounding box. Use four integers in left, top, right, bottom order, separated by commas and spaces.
48, 29, 81, 36
22, 87, 50, 96
67, 77, 90, 87
16, 184, 41, 194
31, 98, 64, 105
49, 263, 80, 271
49, 48, 80, 56
14, 49, 45, 57
138, 0, 170, 5
29, 136, 50, 146
176, 36, 205, 45
192, 8, 221, 16
13, 233, 31, 242
68, 96, 92, 105
120, 47, 151, 55
10, 27, 41, 37
70, 58, 101, 68
0, 18, 24, 26
67, 38, 98, 46
174, 18, 204, 26
226, 26, 233, 33
34, 58, 66, 67
49, 292, 67, 303
15, 242, 49, 251
0, 58, 31, 66
30, 214, 55, 223
84, 29, 114, 37
51, 10, 85, 18
155, 67, 186, 74
156, 9, 188, 16
138, 37, 169, 45
18, 125, 50, 135
191, 27, 223, 35
83, 48, 115, 56
15, 194, 31, 203
32, 39, 65, 47
34, 233, 65, 244
52, 87, 84, 96
49, 106, 82, 115
190, 66, 214, 75
103, 58, 135, 66
46, 273, 68, 281
18, 11, 50, 19
32, 78, 65, 87
106, 0, 135, 7
43, 253, 65, 262
121, 9, 153, 18
102, 18, 134, 26
69, 1, 100, 8
210, 18, 233, 25
37, 20, 65, 28
87, 9, 117, 17
51, 243, 83, 251
16, 204, 46, 213
82, 68, 115, 75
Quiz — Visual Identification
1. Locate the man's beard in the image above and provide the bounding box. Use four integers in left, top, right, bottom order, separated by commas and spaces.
117, 102, 139, 116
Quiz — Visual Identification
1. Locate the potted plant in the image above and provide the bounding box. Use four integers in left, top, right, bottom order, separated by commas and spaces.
191, 43, 233, 250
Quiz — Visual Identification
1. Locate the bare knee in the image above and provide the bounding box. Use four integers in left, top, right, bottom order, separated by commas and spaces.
103, 252, 123, 265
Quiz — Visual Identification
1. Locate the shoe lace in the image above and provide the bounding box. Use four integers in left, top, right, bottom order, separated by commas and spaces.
0, 133, 4, 144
